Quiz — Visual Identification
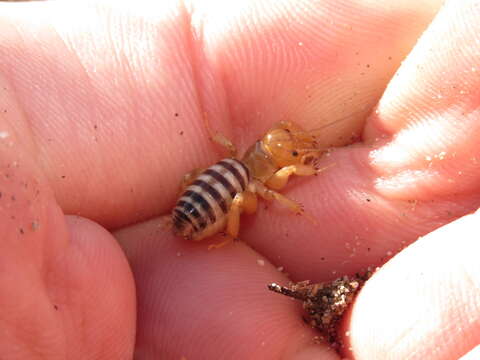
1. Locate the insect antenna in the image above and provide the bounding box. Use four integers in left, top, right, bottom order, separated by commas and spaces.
289, 109, 367, 138
297, 148, 324, 152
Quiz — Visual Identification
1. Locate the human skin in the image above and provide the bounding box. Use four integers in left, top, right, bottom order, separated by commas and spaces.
0, 0, 479, 359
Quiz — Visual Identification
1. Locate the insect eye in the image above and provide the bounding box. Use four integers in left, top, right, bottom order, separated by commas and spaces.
292, 151, 299, 157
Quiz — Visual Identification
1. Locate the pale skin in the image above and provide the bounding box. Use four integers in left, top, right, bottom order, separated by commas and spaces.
1, 1, 480, 360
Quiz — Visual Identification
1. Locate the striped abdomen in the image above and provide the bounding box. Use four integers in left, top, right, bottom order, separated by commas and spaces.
172, 158, 250, 241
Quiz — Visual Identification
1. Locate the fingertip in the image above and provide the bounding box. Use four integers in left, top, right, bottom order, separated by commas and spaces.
344, 211, 480, 360
362, 1, 480, 201
116, 219, 342, 359
459, 345, 480, 360
64, 215, 136, 312
62, 215, 136, 358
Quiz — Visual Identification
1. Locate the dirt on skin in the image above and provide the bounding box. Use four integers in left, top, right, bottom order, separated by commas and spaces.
268, 271, 372, 349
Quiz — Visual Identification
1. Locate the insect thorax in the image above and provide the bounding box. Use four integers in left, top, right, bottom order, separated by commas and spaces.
241, 141, 279, 182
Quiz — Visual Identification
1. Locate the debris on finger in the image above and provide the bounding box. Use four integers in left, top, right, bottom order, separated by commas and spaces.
268, 270, 373, 349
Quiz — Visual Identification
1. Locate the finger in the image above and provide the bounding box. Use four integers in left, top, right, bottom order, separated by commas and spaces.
459, 345, 480, 360
108, 0, 477, 288
188, 0, 441, 143
0, 119, 135, 357
0, 0, 441, 228
116, 220, 339, 360
239, 0, 480, 280
60, 216, 136, 358
343, 211, 480, 360
364, 0, 480, 199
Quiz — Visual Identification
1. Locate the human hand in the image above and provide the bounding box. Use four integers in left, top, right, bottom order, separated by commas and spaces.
1, 0, 479, 359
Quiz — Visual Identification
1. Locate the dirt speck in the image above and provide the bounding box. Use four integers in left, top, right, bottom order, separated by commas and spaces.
31, 221, 40, 231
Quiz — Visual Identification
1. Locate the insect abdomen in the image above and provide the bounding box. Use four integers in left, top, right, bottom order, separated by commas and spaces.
172, 158, 250, 241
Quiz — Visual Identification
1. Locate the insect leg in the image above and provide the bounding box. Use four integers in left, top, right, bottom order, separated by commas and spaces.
207, 233, 236, 250
242, 191, 258, 214
212, 133, 237, 158
226, 192, 244, 239
207, 191, 256, 250
177, 168, 204, 198
203, 112, 237, 157
253, 180, 304, 215
207, 193, 244, 250
265, 164, 317, 190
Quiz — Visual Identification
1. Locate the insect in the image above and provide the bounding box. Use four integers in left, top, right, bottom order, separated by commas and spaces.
171, 115, 339, 249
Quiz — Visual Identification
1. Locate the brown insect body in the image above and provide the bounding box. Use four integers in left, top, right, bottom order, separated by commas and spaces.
171, 120, 329, 247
